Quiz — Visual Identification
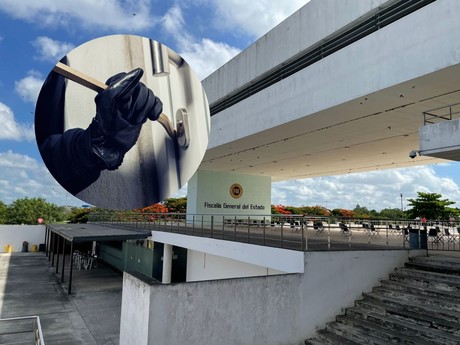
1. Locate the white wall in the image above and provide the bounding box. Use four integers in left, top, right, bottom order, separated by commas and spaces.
186, 170, 271, 217
419, 118, 460, 159
120, 249, 422, 345
203, 0, 390, 103
0, 225, 45, 252
120, 272, 152, 345
152, 231, 304, 274
186, 250, 283, 282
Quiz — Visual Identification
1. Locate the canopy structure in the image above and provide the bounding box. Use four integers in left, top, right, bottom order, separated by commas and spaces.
44, 223, 150, 294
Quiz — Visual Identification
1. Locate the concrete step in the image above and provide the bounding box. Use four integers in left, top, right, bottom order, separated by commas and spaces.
343, 306, 460, 344
379, 278, 460, 301
406, 256, 460, 275
361, 291, 460, 324
304, 256, 460, 344
351, 299, 460, 335
334, 314, 436, 345
326, 321, 390, 345
303, 338, 326, 345
390, 267, 460, 292
370, 286, 460, 312
315, 328, 361, 345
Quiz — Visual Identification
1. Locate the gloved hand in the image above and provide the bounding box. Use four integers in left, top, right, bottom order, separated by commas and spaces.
89, 68, 163, 170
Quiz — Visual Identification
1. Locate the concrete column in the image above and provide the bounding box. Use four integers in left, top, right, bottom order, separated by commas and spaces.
162, 244, 173, 284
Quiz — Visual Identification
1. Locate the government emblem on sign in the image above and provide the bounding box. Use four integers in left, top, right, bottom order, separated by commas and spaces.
229, 183, 243, 199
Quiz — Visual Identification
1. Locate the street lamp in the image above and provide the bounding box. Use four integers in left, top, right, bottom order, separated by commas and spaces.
400, 193, 403, 211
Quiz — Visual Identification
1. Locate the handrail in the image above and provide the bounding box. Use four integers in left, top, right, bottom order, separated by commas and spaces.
0, 315, 45, 345
88, 213, 460, 252
423, 101, 460, 125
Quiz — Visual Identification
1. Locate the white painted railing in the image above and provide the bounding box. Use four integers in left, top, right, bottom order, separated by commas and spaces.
0, 315, 45, 345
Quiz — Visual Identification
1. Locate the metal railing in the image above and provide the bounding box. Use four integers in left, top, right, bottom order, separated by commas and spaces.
423, 101, 460, 125
0, 315, 45, 345
89, 213, 460, 252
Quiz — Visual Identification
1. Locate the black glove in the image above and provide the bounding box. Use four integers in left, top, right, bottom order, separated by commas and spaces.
89, 68, 163, 170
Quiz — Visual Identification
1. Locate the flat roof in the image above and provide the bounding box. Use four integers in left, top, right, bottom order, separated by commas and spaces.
46, 223, 150, 242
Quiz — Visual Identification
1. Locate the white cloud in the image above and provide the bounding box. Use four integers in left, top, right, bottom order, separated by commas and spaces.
162, 5, 185, 34
15, 70, 44, 104
162, 6, 240, 79
32, 36, 75, 62
0, 150, 83, 206
272, 165, 460, 211
209, 0, 311, 38
0, 0, 156, 31
181, 39, 241, 80
0, 102, 35, 141
160, 1, 310, 79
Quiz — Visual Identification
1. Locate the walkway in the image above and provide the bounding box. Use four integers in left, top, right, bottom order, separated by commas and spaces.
0, 252, 122, 344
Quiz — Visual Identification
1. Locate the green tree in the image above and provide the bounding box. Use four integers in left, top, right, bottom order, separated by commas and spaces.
353, 205, 370, 218
0, 201, 7, 223
163, 197, 187, 213
6, 197, 66, 224
299, 205, 330, 216
331, 208, 354, 218
67, 207, 91, 223
379, 208, 407, 220
406, 192, 456, 220
284, 205, 301, 214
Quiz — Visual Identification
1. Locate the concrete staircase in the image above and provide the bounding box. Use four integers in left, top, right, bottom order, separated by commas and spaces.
305, 255, 460, 345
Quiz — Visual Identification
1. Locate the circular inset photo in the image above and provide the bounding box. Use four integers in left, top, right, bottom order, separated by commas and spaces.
35, 35, 210, 210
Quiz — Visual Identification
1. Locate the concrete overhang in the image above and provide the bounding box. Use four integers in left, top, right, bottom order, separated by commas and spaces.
199, 0, 460, 181
419, 118, 460, 161
151, 230, 304, 273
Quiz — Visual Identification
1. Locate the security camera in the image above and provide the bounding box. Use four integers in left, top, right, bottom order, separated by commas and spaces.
409, 150, 417, 159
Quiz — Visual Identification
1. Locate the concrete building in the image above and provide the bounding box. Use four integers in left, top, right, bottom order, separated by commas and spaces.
119, 0, 460, 344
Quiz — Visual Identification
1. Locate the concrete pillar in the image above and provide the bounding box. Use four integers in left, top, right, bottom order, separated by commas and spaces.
162, 244, 173, 284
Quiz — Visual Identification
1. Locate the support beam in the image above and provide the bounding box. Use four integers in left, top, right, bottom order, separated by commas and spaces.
68, 241, 74, 294
51, 233, 55, 267
55, 235, 60, 274
48, 230, 52, 261
162, 244, 173, 284
44, 227, 48, 256
61, 239, 66, 283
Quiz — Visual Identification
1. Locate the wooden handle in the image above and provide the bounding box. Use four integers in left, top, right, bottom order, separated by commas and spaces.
53, 62, 107, 93
52, 62, 177, 139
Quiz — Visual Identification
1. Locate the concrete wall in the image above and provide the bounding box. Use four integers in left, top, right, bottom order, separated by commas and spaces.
206, 0, 460, 149
419, 118, 460, 160
120, 249, 421, 345
151, 231, 304, 274
120, 272, 153, 345
0, 225, 45, 252
203, 0, 391, 103
186, 250, 284, 282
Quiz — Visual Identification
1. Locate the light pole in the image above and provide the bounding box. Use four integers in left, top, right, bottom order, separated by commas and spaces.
400, 193, 403, 211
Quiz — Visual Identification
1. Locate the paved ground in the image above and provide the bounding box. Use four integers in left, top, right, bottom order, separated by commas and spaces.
0, 252, 122, 345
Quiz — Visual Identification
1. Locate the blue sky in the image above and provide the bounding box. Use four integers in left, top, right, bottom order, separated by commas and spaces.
0, 0, 459, 211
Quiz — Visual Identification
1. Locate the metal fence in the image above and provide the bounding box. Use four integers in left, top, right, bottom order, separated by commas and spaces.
0, 315, 45, 345
89, 213, 460, 252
